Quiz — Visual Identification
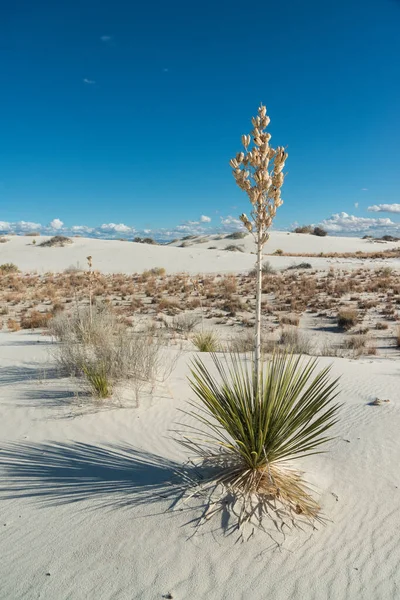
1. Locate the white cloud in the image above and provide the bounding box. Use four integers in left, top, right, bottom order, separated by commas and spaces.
100, 35, 112, 42
361, 188, 368, 191
71, 225, 94, 233
49, 218, 64, 230
83, 78, 96, 85
354, 202, 359, 209
0, 220, 42, 233
220, 215, 243, 229
368, 204, 400, 214
319, 212, 395, 233
99, 223, 134, 233
200, 215, 211, 223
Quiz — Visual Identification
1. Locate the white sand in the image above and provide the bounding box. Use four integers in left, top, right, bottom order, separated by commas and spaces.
1, 232, 400, 274
0, 331, 399, 599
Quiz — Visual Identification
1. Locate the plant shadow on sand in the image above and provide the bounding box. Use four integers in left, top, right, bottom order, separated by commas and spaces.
0, 441, 321, 547
0, 441, 188, 511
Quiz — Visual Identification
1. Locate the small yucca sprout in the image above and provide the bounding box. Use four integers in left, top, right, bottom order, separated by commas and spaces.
231, 104, 288, 393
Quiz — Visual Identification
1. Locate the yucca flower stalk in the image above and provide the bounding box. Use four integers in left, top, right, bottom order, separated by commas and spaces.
230, 104, 287, 395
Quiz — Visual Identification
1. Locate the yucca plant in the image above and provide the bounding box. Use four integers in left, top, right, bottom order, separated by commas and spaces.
178, 353, 340, 527
82, 361, 112, 398
177, 105, 340, 531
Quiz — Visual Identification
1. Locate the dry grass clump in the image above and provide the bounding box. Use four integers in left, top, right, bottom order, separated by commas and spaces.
225, 244, 244, 252
50, 303, 175, 399
225, 231, 248, 240
7, 318, 21, 332
20, 310, 52, 329
337, 308, 358, 330
376, 322, 389, 330
293, 225, 313, 234
0, 237, 9, 243
0, 263, 19, 274
279, 327, 312, 354
344, 334, 368, 354
192, 330, 220, 352
280, 314, 300, 326
39, 235, 72, 247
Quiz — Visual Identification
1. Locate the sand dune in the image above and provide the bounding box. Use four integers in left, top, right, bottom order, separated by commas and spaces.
0, 331, 399, 599
1, 232, 400, 274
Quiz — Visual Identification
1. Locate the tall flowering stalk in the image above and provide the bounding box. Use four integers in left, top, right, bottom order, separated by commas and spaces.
230, 104, 287, 395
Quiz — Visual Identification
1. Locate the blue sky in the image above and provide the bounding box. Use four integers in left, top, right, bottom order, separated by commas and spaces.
1, 0, 400, 238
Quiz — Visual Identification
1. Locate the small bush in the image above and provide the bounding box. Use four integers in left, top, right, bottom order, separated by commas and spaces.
293, 225, 313, 234
192, 330, 220, 352
396, 326, 400, 348
25, 232, 40, 236
20, 310, 52, 329
286, 262, 312, 270
50, 304, 176, 399
0, 263, 19, 274
225, 244, 244, 252
280, 314, 300, 326
39, 236, 72, 247
225, 231, 247, 240
279, 328, 312, 354
0, 237, 9, 243
337, 309, 358, 330
313, 227, 328, 237
273, 249, 283, 255
375, 322, 389, 330
7, 318, 20, 332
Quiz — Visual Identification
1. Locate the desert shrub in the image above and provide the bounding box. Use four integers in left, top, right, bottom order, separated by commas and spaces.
279, 327, 312, 354
375, 322, 389, 330
25, 232, 40, 236
208, 246, 217, 249
192, 330, 220, 352
0, 263, 19, 274
273, 249, 283, 255
0, 237, 8, 243
171, 313, 201, 334
7, 318, 20, 332
280, 314, 300, 326
225, 244, 244, 252
225, 231, 247, 240
262, 261, 275, 274
313, 227, 328, 237
249, 261, 275, 276
39, 236, 72, 247
157, 297, 181, 314
345, 335, 368, 351
144, 267, 166, 277
50, 304, 175, 399
179, 353, 340, 528
337, 308, 358, 330
20, 310, 52, 329
396, 326, 400, 348
293, 225, 313, 234
286, 262, 312, 270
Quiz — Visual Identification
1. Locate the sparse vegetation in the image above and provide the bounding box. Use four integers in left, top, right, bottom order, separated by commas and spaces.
39, 236, 72, 247
337, 308, 358, 330
0, 263, 19, 274
225, 231, 248, 240
225, 244, 244, 252
192, 330, 220, 352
